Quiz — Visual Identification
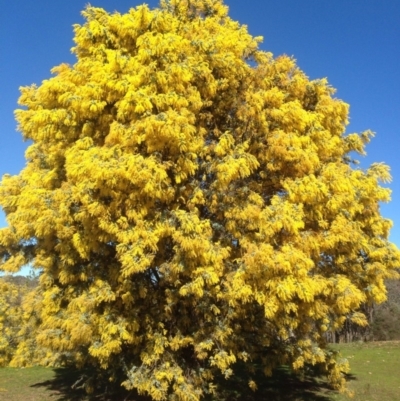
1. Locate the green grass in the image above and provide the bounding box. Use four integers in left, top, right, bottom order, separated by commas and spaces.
0, 366, 57, 401
0, 366, 144, 401
329, 341, 400, 401
1, 341, 400, 401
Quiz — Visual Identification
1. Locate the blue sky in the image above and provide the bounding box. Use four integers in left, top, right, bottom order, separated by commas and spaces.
1, 0, 399, 254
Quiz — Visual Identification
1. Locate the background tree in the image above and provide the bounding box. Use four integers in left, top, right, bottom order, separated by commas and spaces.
0, 275, 42, 366
369, 280, 400, 341
0, 278, 22, 366
0, 0, 399, 399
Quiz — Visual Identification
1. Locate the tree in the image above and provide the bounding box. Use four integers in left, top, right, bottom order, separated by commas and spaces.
0, 275, 44, 366
0, 278, 23, 366
0, 0, 399, 399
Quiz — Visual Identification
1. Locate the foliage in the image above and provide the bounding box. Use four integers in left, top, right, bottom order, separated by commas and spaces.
0, 275, 53, 367
324, 280, 400, 343
0, 278, 23, 366
370, 280, 400, 341
0, 276, 37, 366
0, 0, 399, 399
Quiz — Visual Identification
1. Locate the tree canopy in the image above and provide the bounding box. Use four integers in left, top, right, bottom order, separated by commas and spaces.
0, 0, 399, 399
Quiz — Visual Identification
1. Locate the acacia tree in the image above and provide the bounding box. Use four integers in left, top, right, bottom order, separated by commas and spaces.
0, 276, 45, 367
0, 279, 23, 366
1, 0, 399, 399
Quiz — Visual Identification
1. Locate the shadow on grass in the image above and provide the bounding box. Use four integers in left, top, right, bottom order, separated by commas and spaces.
206, 365, 342, 401
30, 366, 151, 401
31, 365, 350, 401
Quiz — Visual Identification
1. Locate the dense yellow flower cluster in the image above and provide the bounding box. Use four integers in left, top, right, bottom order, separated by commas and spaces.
0, 0, 398, 399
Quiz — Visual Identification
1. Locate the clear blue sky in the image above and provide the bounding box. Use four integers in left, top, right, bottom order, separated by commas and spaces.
1, 0, 399, 252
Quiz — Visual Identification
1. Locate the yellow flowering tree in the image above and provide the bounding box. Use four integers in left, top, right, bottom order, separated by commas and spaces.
0, 0, 399, 399
0, 276, 47, 367
0, 278, 23, 366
